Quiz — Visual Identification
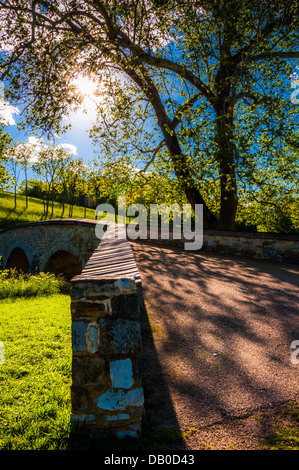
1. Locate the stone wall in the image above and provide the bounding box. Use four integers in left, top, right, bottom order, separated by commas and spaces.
70, 223, 144, 438
141, 227, 299, 264
202, 231, 299, 264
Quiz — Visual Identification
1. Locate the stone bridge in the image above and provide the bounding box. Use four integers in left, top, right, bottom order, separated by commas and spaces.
0, 219, 100, 279
0, 218, 144, 438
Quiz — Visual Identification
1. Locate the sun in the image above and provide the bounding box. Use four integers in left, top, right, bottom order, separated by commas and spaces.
67, 73, 104, 123
72, 75, 98, 98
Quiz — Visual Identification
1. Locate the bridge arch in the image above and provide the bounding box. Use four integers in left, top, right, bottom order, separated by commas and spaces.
5, 244, 31, 273
44, 249, 82, 280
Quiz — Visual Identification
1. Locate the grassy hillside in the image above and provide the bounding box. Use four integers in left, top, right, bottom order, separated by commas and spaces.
0, 192, 96, 230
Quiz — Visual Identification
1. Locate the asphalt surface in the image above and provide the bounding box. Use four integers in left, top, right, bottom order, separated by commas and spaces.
130, 241, 299, 432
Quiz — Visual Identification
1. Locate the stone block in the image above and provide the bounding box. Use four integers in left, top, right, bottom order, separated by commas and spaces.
72, 356, 106, 385
113, 278, 137, 295
72, 321, 99, 353
71, 385, 89, 411
105, 413, 130, 422
111, 293, 140, 319
96, 387, 144, 412
71, 303, 108, 321
72, 321, 89, 352
98, 318, 142, 355
72, 318, 142, 356
71, 413, 96, 424
110, 358, 134, 389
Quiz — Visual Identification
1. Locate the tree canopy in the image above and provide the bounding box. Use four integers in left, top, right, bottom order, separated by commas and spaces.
0, 0, 299, 229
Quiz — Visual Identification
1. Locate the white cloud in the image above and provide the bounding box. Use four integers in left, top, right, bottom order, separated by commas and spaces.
25, 137, 77, 156
26, 138, 41, 163
57, 143, 78, 155
0, 82, 19, 126
28, 136, 42, 147
22, 137, 77, 162
0, 101, 19, 126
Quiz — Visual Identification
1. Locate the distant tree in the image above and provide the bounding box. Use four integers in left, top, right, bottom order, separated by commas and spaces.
0, 126, 12, 192
55, 151, 73, 216
236, 141, 299, 232
12, 142, 38, 208
6, 146, 22, 209
65, 159, 89, 217
19, 177, 46, 200
33, 145, 71, 217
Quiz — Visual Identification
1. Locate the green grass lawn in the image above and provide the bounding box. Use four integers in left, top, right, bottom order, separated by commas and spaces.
0, 272, 184, 451
0, 192, 96, 230
0, 294, 72, 450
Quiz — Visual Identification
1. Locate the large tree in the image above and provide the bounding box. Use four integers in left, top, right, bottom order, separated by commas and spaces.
0, 0, 299, 229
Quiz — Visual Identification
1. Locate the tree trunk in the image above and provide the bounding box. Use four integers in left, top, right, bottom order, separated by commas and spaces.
62, 185, 68, 217
125, 66, 219, 230
45, 192, 49, 218
162, 129, 218, 230
50, 189, 54, 217
14, 185, 17, 209
217, 158, 238, 230
42, 194, 46, 216
215, 104, 238, 231
25, 167, 28, 210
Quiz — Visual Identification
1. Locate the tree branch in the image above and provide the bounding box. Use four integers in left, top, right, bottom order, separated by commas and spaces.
171, 92, 202, 129
250, 51, 299, 61
138, 139, 166, 174
232, 10, 298, 66
231, 92, 260, 106
86, 1, 216, 104
122, 39, 216, 104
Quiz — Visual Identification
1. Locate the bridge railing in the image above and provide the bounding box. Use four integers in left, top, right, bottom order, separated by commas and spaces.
70, 222, 144, 439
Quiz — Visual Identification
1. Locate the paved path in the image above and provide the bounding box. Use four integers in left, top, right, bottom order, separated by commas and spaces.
131, 241, 299, 434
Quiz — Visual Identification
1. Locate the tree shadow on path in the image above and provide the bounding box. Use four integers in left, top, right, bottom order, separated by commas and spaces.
131, 240, 299, 437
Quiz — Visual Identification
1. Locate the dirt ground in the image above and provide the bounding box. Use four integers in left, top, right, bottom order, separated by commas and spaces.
131, 241, 299, 450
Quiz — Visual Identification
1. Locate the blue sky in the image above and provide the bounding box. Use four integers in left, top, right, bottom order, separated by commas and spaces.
0, 82, 100, 165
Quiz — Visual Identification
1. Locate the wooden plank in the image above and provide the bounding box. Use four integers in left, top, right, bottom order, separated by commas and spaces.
73, 223, 141, 283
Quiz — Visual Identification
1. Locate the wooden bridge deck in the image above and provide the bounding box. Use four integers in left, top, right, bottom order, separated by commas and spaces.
71, 223, 141, 284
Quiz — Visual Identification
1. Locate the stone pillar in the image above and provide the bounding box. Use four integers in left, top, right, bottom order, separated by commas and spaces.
70, 277, 144, 438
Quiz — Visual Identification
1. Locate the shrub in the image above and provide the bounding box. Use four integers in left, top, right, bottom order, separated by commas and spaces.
0, 269, 65, 299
